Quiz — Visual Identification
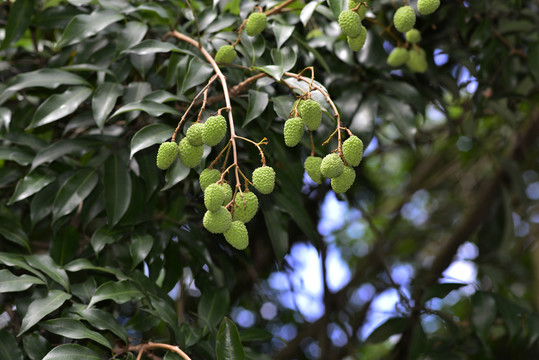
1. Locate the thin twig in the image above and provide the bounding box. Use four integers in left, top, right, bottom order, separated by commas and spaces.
129, 343, 191, 360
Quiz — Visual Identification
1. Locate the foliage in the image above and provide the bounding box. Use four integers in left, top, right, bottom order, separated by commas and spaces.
0, 0, 538, 359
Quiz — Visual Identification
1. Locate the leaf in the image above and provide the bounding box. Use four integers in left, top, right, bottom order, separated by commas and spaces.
0, 107, 12, 130
22, 333, 51, 360
529, 42, 539, 82
262, 205, 289, 265
493, 294, 522, 340
104, 154, 132, 226
0, 269, 44, 292
32, 138, 101, 170
8, 171, 55, 205
198, 288, 230, 331
0, 330, 24, 360
327, 0, 345, 17
0, 146, 33, 166
42, 344, 100, 360
273, 192, 319, 244
92, 82, 123, 129
471, 291, 496, 342
78, 308, 129, 344
130, 123, 174, 159
111, 100, 180, 119
253, 65, 283, 81
239, 328, 273, 342
300, 1, 323, 26
50, 226, 78, 266
420, 283, 466, 304
25, 254, 70, 291
216, 318, 245, 360
1, 0, 36, 50
178, 57, 213, 95
244, 90, 269, 126
116, 21, 148, 54
52, 168, 99, 223
64, 258, 127, 280
123, 39, 194, 56
41, 318, 111, 349
18, 290, 72, 336
91, 225, 121, 254
57, 10, 124, 47
162, 158, 190, 191
272, 95, 294, 120
0, 217, 31, 251
377, 95, 416, 145
30, 182, 58, 226
366, 317, 410, 343
88, 280, 143, 307
0, 252, 46, 283
27, 87, 93, 129
272, 23, 295, 49
130, 232, 154, 270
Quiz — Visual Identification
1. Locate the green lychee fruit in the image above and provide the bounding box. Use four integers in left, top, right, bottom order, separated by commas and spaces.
204, 183, 226, 212
393, 6, 416, 33
245, 12, 267, 36
347, 25, 367, 51
186, 122, 204, 146
406, 47, 428, 73
219, 182, 233, 205
202, 115, 227, 146
299, 99, 322, 131
331, 166, 356, 193
417, 0, 440, 15
284, 117, 304, 147
233, 191, 259, 223
178, 137, 203, 168
252, 166, 275, 194
342, 135, 364, 167
199, 168, 221, 192
215, 45, 237, 64
348, 0, 369, 19
304, 156, 324, 184
320, 153, 344, 179
338, 10, 362, 38
405, 29, 421, 44
156, 142, 179, 170
387, 47, 409, 67
203, 206, 232, 234
224, 221, 249, 250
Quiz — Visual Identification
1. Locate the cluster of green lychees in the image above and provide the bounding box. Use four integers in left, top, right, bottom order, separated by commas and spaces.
338, 0, 370, 51
387, 0, 441, 73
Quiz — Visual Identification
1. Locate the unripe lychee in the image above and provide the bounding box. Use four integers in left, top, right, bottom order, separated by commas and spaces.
233, 191, 259, 223
347, 25, 367, 51
406, 47, 428, 73
202, 115, 227, 146
215, 45, 237, 64
342, 135, 364, 167
204, 183, 226, 212
304, 156, 323, 184
417, 0, 440, 15
405, 29, 421, 44
178, 138, 203, 168
284, 117, 304, 147
387, 47, 409, 67
186, 122, 204, 146
338, 10, 362, 38
299, 99, 322, 131
224, 221, 249, 250
219, 182, 233, 205
245, 12, 267, 36
331, 166, 356, 193
348, 0, 369, 19
199, 168, 221, 191
203, 206, 232, 234
393, 6, 416, 33
252, 166, 275, 194
320, 153, 344, 179
156, 142, 179, 170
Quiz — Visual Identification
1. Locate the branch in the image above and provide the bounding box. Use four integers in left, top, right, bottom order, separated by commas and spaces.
129, 342, 191, 360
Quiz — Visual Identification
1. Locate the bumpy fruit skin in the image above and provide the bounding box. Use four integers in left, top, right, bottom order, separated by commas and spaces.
252, 166, 275, 194
406, 48, 428, 73
245, 13, 267, 36
348, 0, 369, 19
405, 29, 421, 44
186, 123, 204, 146
219, 183, 233, 205
284, 117, 304, 147
347, 25, 367, 51
199, 168, 221, 191
331, 166, 356, 193
178, 138, 203, 168
387, 47, 410, 67
202, 115, 227, 146
203, 206, 232, 234
393, 6, 416, 33
417, 0, 440, 15
233, 191, 259, 223
224, 221, 249, 250
320, 153, 344, 179
156, 142, 179, 170
204, 183, 226, 212
342, 135, 364, 167
304, 156, 323, 184
338, 10, 362, 38
299, 99, 322, 131
215, 45, 237, 63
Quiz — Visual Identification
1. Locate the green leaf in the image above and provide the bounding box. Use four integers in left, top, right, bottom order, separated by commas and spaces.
0, 217, 31, 251
41, 318, 111, 349
42, 344, 100, 360
239, 328, 273, 342
253, 65, 283, 81
273, 192, 319, 244
50, 225, 78, 266
471, 291, 496, 342
162, 157, 190, 191
25, 254, 70, 291
377, 95, 416, 144
31, 182, 58, 226
198, 288, 230, 331
31, 138, 101, 170
52, 168, 99, 223
493, 294, 522, 340
27, 87, 92, 129
244, 90, 269, 126
57, 10, 123, 47
91, 225, 121, 254
78, 308, 129, 344
64, 258, 127, 280
327, 0, 344, 17
130, 232, 154, 270
122, 39, 195, 56
116, 21, 148, 54
0, 252, 46, 283
22, 332, 51, 360
529, 42, 539, 82
92, 82, 123, 129
366, 317, 410, 343
0, 330, 24, 360
216, 318, 245, 360
88, 280, 143, 307
104, 154, 132, 226
0, 146, 33, 166
18, 290, 72, 336
1, 0, 36, 50
130, 123, 174, 159
111, 100, 180, 119
420, 283, 466, 304
262, 204, 289, 265
8, 171, 55, 205
300, 1, 323, 26
272, 23, 295, 49
0, 269, 44, 292
178, 57, 213, 96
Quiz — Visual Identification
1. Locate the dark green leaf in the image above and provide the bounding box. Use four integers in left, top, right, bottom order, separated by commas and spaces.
216, 318, 245, 360
239, 328, 273, 342
0, 146, 33, 166
366, 317, 410, 343
493, 294, 522, 340
32, 138, 101, 170
0, 269, 44, 292
122, 39, 195, 57
162, 159, 190, 191
130, 232, 154, 270
50, 226, 78, 266
377, 95, 416, 144
198, 288, 230, 331
529, 42, 539, 82
420, 283, 466, 304
471, 291, 496, 342
91, 225, 121, 254
22, 333, 51, 360
88, 280, 143, 307
64, 258, 127, 279
130, 123, 174, 159
0, 217, 31, 251
42, 344, 100, 360
1, 0, 36, 50
111, 100, 180, 119
92, 82, 123, 129
41, 318, 111, 349
178, 57, 213, 95
78, 308, 129, 344
18, 290, 72, 336
8, 171, 55, 205
52, 168, 99, 223
57, 10, 123, 47
244, 90, 269, 126
104, 154, 132, 226
30, 181, 58, 226
116, 21, 148, 54
262, 204, 289, 265
0, 252, 46, 282
25, 254, 70, 291
0, 330, 24, 360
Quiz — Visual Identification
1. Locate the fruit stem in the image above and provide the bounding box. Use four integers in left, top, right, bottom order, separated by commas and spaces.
265, 0, 296, 16
208, 140, 231, 169
309, 131, 316, 157
364, 17, 402, 45
234, 135, 267, 166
